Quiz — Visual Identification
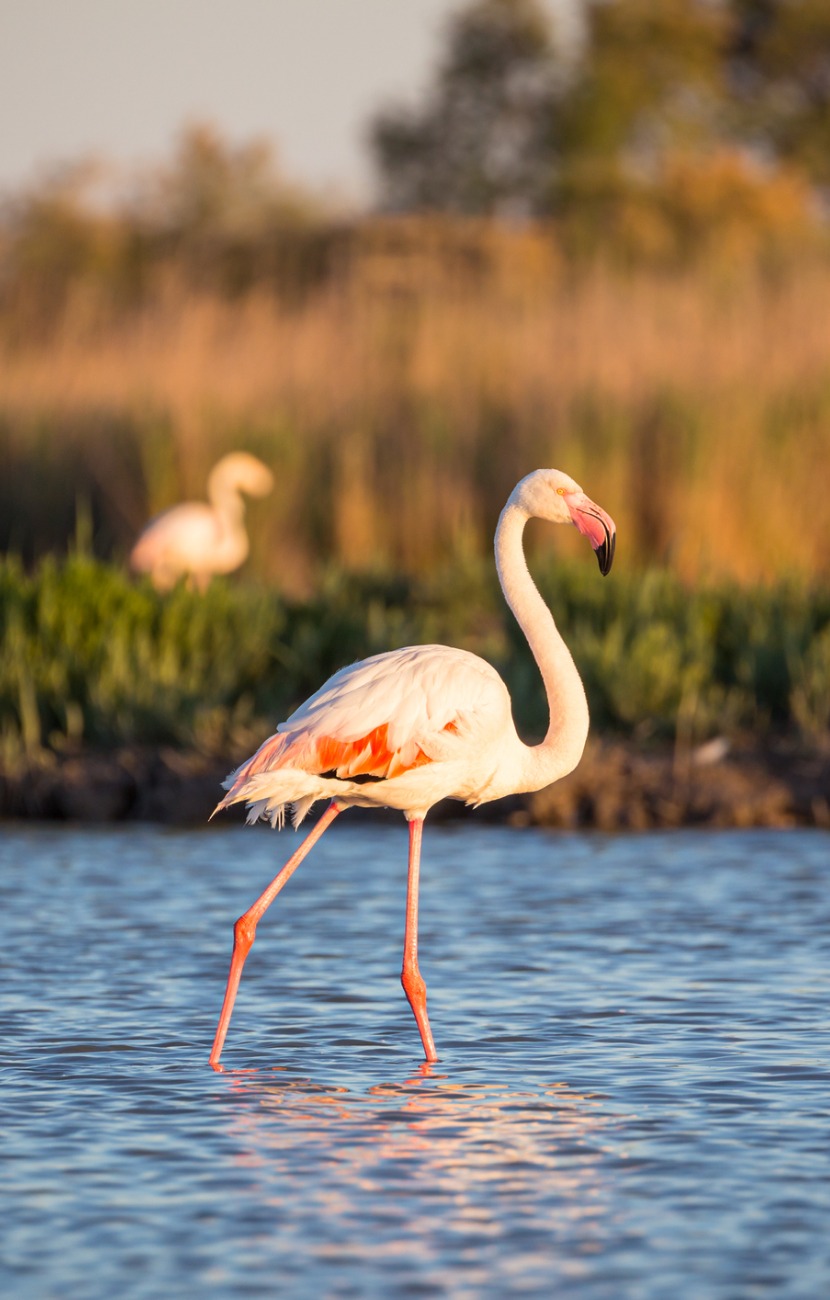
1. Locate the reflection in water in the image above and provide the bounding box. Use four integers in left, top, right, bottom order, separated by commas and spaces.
216, 1064, 617, 1288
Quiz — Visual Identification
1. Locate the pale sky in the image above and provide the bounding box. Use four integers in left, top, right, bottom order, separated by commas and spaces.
0, 0, 576, 206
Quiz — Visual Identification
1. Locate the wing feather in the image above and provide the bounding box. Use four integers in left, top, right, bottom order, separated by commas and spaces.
226, 644, 510, 795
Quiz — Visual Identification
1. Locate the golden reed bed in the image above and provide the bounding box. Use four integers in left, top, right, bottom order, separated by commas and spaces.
2, 220, 829, 587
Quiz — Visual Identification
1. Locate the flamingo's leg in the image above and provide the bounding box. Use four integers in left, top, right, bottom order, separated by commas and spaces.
209, 800, 342, 1069
400, 817, 438, 1062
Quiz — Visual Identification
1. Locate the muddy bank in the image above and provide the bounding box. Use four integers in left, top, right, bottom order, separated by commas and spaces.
1, 739, 828, 830
520, 739, 830, 831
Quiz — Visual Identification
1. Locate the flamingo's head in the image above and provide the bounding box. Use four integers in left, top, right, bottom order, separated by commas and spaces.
511, 468, 616, 576
210, 453, 274, 499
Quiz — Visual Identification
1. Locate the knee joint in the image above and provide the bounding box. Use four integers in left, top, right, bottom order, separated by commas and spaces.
401, 964, 427, 1004
234, 914, 256, 953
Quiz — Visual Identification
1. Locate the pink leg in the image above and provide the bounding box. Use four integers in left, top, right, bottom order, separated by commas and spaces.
209, 800, 342, 1069
401, 817, 438, 1062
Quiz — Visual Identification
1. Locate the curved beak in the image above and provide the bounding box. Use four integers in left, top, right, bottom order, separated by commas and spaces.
567, 494, 616, 576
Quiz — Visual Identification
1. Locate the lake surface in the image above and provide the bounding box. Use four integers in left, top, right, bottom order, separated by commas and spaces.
3, 820, 830, 1298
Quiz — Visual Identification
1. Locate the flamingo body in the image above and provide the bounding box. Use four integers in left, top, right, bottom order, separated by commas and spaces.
130, 452, 273, 589
210, 468, 616, 1069
222, 644, 519, 827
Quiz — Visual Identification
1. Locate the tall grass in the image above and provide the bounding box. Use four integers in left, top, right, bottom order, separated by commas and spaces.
2, 550, 828, 767
2, 220, 830, 588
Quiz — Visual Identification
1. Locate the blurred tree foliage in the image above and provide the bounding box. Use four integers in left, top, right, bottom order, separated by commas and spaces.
0, 125, 338, 333
371, 0, 829, 250
370, 0, 562, 216
134, 124, 329, 288
729, 0, 830, 186
0, 1, 828, 325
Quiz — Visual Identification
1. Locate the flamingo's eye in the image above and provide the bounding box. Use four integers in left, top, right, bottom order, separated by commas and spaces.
556, 487, 566, 496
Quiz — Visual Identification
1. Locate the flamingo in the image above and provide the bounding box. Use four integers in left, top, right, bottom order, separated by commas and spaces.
210, 468, 616, 1068
130, 452, 273, 590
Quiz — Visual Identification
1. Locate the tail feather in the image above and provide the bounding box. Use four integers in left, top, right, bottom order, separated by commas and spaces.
212, 768, 329, 828
291, 793, 318, 828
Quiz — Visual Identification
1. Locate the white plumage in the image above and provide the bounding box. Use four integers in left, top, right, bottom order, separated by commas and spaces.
130, 452, 273, 590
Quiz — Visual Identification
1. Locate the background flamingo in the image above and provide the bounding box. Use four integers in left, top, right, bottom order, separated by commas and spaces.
210, 467, 616, 1068
130, 452, 273, 590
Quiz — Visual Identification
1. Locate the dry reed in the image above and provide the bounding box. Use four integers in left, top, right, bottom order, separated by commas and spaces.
2, 222, 830, 588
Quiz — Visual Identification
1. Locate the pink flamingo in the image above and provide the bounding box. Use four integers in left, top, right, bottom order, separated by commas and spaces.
130, 452, 273, 590
210, 468, 615, 1068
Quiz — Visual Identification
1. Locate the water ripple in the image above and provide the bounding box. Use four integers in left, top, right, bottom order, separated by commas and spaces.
2, 823, 830, 1297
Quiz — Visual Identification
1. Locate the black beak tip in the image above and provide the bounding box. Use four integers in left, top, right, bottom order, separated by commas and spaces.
596, 528, 615, 576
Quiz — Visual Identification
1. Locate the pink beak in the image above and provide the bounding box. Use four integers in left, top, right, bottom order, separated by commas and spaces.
567, 494, 616, 575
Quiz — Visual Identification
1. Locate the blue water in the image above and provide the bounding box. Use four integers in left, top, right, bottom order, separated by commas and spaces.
2, 821, 830, 1298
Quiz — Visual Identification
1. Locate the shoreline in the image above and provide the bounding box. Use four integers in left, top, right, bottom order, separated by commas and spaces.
2, 739, 828, 831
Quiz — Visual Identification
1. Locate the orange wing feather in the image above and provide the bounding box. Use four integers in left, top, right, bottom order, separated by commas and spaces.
229, 720, 440, 796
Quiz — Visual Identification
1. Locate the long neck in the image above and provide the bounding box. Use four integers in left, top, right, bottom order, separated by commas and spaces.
207, 471, 245, 533
495, 502, 590, 790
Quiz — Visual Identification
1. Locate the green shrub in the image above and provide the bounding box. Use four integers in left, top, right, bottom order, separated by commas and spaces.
1, 552, 828, 765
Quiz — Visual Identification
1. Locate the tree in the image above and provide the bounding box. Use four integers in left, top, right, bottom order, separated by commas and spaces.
370, 0, 563, 216
557, 0, 728, 174
370, 0, 830, 228
552, 0, 732, 246
371, 0, 733, 218
729, 0, 830, 188
140, 124, 317, 238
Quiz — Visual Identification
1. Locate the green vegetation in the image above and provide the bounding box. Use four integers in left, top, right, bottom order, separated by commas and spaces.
1, 552, 828, 768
